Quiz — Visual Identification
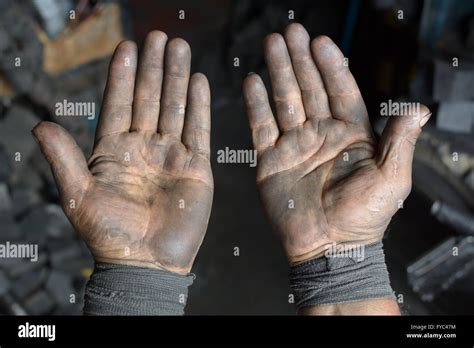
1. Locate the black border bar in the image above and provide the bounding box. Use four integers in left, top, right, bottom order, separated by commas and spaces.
0, 315, 473, 345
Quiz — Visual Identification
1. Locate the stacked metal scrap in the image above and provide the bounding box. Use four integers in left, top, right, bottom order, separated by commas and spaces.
0, 0, 125, 315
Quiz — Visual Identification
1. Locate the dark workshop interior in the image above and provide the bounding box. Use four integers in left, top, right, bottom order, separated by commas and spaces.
0, 0, 473, 315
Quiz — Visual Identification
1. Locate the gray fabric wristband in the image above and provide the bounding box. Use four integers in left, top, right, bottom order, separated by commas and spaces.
289, 241, 395, 309
83, 262, 195, 316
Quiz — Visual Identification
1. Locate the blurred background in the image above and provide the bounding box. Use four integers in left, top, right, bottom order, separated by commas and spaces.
0, 0, 473, 315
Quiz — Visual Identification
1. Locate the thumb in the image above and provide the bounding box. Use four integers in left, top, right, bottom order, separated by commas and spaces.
32, 121, 91, 207
376, 104, 431, 189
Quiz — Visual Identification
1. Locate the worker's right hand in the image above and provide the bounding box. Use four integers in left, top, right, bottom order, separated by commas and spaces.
33, 31, 213, 274
243, 23, 430, 264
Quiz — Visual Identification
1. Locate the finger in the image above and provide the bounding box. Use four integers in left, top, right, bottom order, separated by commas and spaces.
311, 35, 368, 124
376, 104, 431, 185
283, 23, 331, 120
131, 31, 168, 132
158, 38, 191, 138
32, 121, 91, 207
182, 73, 211, 159
264, 33, 306, 132
96, 41, 137, 141
243, 73, 279, 153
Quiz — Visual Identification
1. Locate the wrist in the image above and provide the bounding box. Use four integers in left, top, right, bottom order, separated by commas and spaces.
287, 237, 384, 266
83, 262, 194, 315
299, 298, 401, 315
94, 257, 190, 275
289, 241, 394, 311
287, 243, 332, 266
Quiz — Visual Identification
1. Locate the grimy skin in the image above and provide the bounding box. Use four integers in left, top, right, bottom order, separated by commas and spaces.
243, 23, 430, 315
32, 24, 429, 315
33, 31, 213, 274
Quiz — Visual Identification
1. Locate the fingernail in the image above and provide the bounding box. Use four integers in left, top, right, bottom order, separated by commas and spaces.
31, 123, 43, 143
247, 71, 255, 76
419, 112, 432, 127
31, 129, 39, 144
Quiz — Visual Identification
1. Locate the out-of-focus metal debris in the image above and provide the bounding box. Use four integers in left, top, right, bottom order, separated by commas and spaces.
0, 0, 127, 315
407, 237, 474, 302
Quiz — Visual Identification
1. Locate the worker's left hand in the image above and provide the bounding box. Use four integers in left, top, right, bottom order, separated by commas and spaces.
33, 31, 213, 274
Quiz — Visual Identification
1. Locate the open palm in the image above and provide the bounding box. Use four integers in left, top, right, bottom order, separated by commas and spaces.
243, 24, 430, 264
33, 31, 213, 274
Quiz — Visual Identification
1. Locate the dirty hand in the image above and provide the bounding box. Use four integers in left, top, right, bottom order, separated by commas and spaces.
243, 23, 430, 264
33, 31, 213, 274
